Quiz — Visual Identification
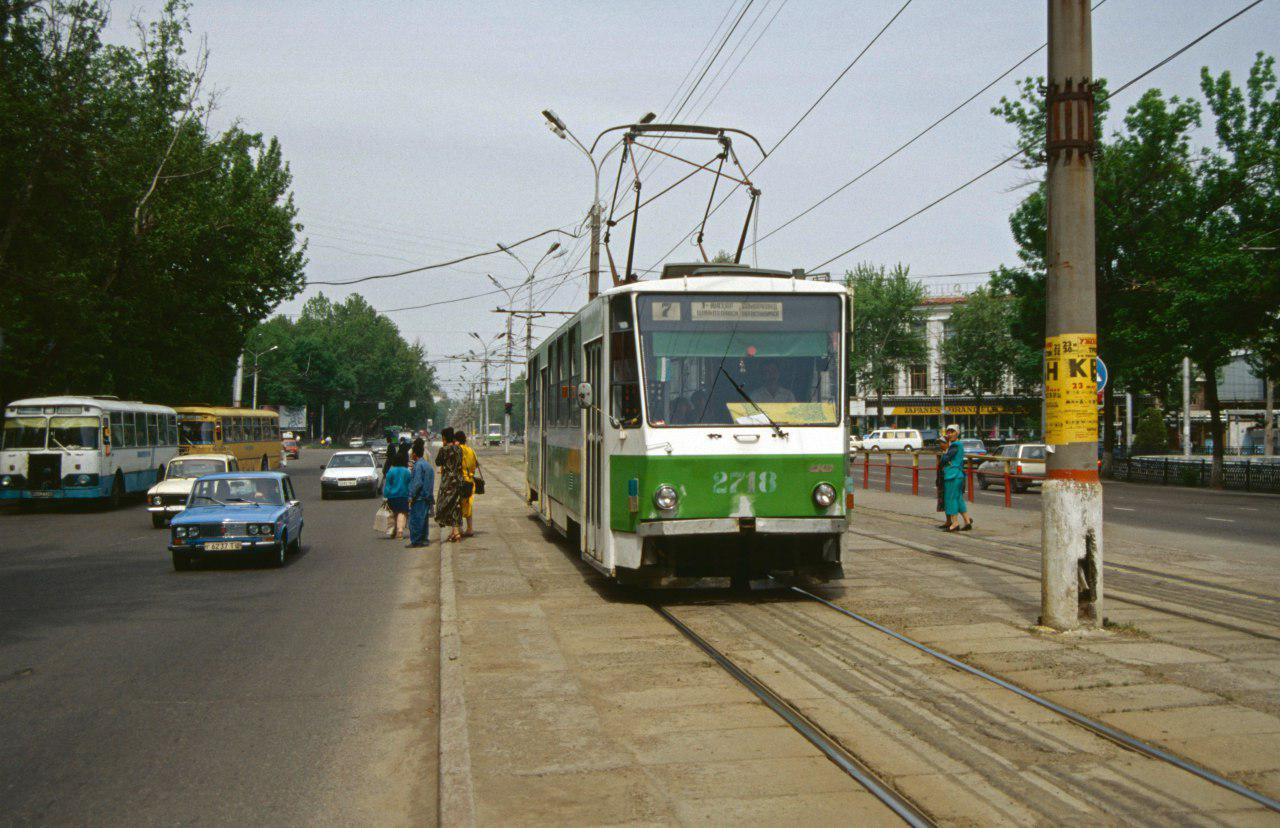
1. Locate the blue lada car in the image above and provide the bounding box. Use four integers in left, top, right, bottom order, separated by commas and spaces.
167, 471, 303, 571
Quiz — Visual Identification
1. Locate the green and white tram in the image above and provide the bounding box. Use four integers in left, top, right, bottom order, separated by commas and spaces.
526, 262, 851, 586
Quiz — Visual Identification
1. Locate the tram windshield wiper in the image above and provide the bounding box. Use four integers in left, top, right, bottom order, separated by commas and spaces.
717, 366, 788, 439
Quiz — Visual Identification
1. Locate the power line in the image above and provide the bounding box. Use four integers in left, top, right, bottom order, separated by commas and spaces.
308, 226, 580, 287
376, 268, 588, 315
807, 0, 1267, 272
689, 0, 790, 124
647, 0, 915, 268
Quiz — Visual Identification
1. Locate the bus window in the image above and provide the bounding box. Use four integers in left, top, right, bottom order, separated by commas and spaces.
147, 413, 159, 446
167, 415, 178, 445
109, 412, 124, 447
49, 416, 99, 450
121, 412, 136, 447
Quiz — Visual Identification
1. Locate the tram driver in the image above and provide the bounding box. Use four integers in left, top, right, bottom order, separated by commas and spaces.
750, 362, 796, 403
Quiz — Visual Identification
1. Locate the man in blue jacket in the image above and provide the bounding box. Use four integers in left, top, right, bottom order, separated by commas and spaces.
407, 439, 435, 547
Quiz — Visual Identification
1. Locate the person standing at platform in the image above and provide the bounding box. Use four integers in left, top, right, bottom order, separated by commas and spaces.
436, 429, 464, 543
407, 438, 434, 548
456, 431, 479, 539
941, 424, 972, 532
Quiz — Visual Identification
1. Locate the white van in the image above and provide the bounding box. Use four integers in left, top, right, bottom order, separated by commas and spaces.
862, 428, 924, 451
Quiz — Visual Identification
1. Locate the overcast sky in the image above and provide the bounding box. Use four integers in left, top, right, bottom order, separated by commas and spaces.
105, 1, 1280, 397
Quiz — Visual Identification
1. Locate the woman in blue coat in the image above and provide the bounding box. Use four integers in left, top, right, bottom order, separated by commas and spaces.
941, 424, 973, 532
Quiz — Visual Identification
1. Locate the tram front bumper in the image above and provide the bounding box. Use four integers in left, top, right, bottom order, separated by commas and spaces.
635, 517, 846, 537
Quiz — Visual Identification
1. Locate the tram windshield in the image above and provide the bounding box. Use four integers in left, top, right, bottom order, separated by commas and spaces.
636, 293, 841, 427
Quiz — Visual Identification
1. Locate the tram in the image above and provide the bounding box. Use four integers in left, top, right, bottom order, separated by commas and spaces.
525, 262, 851, 586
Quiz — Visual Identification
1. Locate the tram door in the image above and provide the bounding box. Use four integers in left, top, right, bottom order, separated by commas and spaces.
539, 365, 549, 519
583, 340, 603, 560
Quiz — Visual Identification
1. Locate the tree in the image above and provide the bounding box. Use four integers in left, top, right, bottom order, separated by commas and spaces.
1132, 407, 1168, 455
941, 288, 1019, 435
992, 56, 1280, 484
846, 263, 927, 427
245, 294, 439, 437
0, 1, 306, 408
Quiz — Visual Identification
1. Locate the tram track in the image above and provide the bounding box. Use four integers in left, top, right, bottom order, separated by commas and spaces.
850, 523, 1280, 643
651, 587, 1280, 823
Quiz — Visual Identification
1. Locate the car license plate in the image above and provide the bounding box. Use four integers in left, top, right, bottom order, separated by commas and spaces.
338, 480, 357, 487
30, 490, 53, 498
205, 541, 242, 551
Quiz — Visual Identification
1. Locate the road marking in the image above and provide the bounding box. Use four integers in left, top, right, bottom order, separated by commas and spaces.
1205, 517, 1235, 523
1112, 506, 1136, 512
1239, 507, 1259, 512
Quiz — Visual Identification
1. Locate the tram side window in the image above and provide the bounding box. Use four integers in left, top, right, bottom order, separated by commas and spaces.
529, 363, 540, 429
610, 297, 641, 427
554, 339, 565, 426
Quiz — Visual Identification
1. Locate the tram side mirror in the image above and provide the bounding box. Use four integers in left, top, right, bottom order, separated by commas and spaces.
577, 382, 593, 411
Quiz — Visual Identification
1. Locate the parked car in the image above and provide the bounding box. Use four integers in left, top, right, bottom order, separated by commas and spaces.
977, 443, 1047, 492
958, 438, 988, 457
167, 472, 304, 570
320, 451, 382, 499
145, 454, 239, 528
282, 437, 300, 459
348, 436, 365, 448
862, 428, 925, 451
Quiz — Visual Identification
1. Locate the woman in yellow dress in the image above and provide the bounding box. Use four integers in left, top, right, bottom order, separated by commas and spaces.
456, 431, 479, 538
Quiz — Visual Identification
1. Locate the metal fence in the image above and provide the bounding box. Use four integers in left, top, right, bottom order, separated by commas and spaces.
1109, 456, 1280, 493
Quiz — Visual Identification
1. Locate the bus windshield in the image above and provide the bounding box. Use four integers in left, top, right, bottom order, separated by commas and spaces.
179, 419, 215, 445
636, 293, 841, 427
48, 416, 99, 450
2, 416, 48, 449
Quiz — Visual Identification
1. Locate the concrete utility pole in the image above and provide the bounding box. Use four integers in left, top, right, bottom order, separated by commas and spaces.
231, 354, 244, 407
1041, 0, 1102, 630
1265, 378, 1275, 457
1183, 356, 1193, 456
503, 312, 513, 454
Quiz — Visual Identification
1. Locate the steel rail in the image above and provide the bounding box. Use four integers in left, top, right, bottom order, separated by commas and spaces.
847, 526, 1280, 643
789, 585, 1280, 814
652, 604, 935, 828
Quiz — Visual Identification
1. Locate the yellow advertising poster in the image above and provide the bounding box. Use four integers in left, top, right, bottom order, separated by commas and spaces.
726, 402, 836, 424
1044, 332, 1098, 444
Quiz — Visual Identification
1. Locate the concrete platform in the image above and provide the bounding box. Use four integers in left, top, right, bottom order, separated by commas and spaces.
437, 452, 1280, 824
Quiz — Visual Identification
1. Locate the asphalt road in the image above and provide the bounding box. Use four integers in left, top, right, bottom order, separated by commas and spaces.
0, 450, 438, 826
859, 457, 1279, 545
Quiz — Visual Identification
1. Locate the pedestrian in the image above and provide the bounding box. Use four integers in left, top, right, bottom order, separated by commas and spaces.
407, 439, 434, 548
935, 444, 946, 529
436, 430, 465, 543
383, 445, 412, 540
456, 431, 479, 538
941, 424, 972, 532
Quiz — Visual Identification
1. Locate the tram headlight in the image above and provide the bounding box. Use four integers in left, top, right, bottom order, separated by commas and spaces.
1, 475, 10, 487
653, 484, 679, 512
812, 482, 837, 508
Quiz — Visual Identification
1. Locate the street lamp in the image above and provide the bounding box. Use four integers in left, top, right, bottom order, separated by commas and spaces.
249, 345, 278, 409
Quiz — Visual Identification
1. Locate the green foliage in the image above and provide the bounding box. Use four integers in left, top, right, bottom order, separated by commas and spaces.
993, 54, 1280, 483
941, 287, 1021, 419
846, 263, 927, 422
246, 295, 439, 437
1132, 407, 1168, 455
0, 1, 306, 407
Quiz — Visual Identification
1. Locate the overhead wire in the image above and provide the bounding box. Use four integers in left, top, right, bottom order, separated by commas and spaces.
647, 0, 916, 268
807, 0, 1268, 272
308, 225, 581, 286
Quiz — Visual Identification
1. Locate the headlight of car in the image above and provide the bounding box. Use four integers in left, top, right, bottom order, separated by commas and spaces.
173, 526, 188, 538
152, 495, 163, 505
1, 475, 10, 487
248, 524, 259, 535
653, 484, 679, 511
77, 474, 91, 485
812, 482, 837, 508
257, 523, 275, 536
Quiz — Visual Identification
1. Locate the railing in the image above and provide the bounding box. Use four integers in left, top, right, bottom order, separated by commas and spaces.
1110, 455, 1280, 493
853, 449, 1047, 508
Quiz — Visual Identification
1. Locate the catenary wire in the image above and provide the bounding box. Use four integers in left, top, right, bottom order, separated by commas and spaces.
308, 226, 581, 286
807, 0, 1266, 272
646, 0, 915, 268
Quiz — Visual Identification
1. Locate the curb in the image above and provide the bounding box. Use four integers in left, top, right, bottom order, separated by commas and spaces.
438, 538, 476, 826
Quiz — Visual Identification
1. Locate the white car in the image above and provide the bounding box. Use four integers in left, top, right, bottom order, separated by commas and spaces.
146, 454, 239, 528
862, 428, 924, 451
320, 450, 382, 499
348, 436, 366, 448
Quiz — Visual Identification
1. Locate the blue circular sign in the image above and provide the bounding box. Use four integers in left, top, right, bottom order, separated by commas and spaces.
1096, 356, 1108, 393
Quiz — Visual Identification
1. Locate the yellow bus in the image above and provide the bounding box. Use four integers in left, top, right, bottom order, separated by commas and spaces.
175, 406, 282, 470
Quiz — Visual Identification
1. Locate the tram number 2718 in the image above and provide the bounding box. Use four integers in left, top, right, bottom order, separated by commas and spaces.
711, 470, 778, 494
